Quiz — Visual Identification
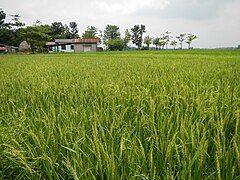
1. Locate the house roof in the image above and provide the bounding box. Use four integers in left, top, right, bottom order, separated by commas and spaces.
0, 43, 18, 49
55, 39, 73, 43
46, 38, 99, 46
0, 43, 8, 47
0, 47, 6, 51
74, 38, 99, 43
46, 42, 56, 46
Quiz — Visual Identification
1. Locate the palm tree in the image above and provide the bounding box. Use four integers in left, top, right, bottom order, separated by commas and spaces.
176, 33, 186, 49
144, 36, 153, 50
186, 34, 197, 49
170, 40, 178, 50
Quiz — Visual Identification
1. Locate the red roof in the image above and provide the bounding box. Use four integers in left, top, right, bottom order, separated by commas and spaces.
46, 38, 99, 46
0, 47, 6, 51
46, 42, 56, 46
74, 38, 99, 43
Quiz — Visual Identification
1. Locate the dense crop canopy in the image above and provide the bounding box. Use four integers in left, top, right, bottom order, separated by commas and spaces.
0, 50, 240, 179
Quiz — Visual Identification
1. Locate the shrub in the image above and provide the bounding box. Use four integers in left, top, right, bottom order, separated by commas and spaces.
106, 39, 125, 51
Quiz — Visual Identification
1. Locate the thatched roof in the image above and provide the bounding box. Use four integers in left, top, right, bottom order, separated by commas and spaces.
19, 41, 31, 52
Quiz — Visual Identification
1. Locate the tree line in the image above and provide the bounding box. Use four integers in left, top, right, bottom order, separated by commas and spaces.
0, 8, 198, 52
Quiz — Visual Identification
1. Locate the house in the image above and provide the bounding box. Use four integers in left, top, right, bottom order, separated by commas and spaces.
0, 43, 18, 53
46, 38, 99, 53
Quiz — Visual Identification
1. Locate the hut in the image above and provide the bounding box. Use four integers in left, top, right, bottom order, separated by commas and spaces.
19, 41, 31, 53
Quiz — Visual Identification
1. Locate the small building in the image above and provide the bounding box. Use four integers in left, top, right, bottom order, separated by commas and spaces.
19, 41, 31, 53
46, 38, 99, 53
0, 43, 18, 53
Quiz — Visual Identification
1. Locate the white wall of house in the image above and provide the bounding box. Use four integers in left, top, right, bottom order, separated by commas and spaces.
49, 44, 74, 53
48, 43, 97, 53
59, 45, 74, 52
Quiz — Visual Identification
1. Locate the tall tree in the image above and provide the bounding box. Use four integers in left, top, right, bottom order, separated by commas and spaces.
170, 40, 178, 50
0, 8, 6, 28
144, 36, 152, 50
131, 24, 146, 49
19, 24, 52, 52
103, 25, 121, 45
9, 14, 25, 30
186, 34, 197, 49
0, 11, 25, 46
176, 33, 186, 49
82, 26, 98, 38
0, 28, 17, 45
69, 22, 78, 38
63, 24, 71, 39
159, 36, 166, 50
153, 38, 160, 50
103, 25, 121, 50
51, 22, 65, 39
164, 31, 171, 49
123, 29, 131, 48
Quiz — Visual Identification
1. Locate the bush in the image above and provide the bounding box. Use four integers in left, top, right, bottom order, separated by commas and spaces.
106, 39, 125, 51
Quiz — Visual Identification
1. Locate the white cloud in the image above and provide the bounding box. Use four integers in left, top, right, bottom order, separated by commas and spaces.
94, 0, 169, 15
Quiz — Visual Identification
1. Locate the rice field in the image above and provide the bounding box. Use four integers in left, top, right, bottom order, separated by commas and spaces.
0, 50, 240, 179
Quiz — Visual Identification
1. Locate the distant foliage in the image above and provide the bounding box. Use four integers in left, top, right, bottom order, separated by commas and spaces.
51, 22, 72, 39
176, 33, 186, 49
170, 40, 178, 50
144, 36, 152, 50
69, 22, 78, 38
82, 26, 98, 38
186, 34, 198, 49
19, 25, 52, 52
131, 24, 146, 49
51, 22, 64, 39
153, 38, 160, 50
0, 8, 6, 27
103, 25, 123, 51
103, 25, 121, 45
107, 39, 125, 51
123, 29, 131, 49
9, 14, 25, 30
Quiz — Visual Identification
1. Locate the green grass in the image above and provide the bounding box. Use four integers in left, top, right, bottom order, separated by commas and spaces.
0, 50, 240, 179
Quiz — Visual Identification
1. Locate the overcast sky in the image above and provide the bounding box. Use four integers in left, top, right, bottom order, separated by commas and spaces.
1, 0, 240, 48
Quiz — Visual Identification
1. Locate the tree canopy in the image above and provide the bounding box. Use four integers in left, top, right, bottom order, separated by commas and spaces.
186, 34, 198, 49
19, 25, 52, 52
103, 25, 121, 45
131, 24, 146, 49
69, 22, 78, 38
0, 8, 6, 27
82, 26, 98, 38
176, 33, 186, 49
103, 25, 123, 51
144, 36, 152, 49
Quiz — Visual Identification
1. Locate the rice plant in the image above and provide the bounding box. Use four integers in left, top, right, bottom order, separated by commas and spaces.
0, 50, 240, 179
